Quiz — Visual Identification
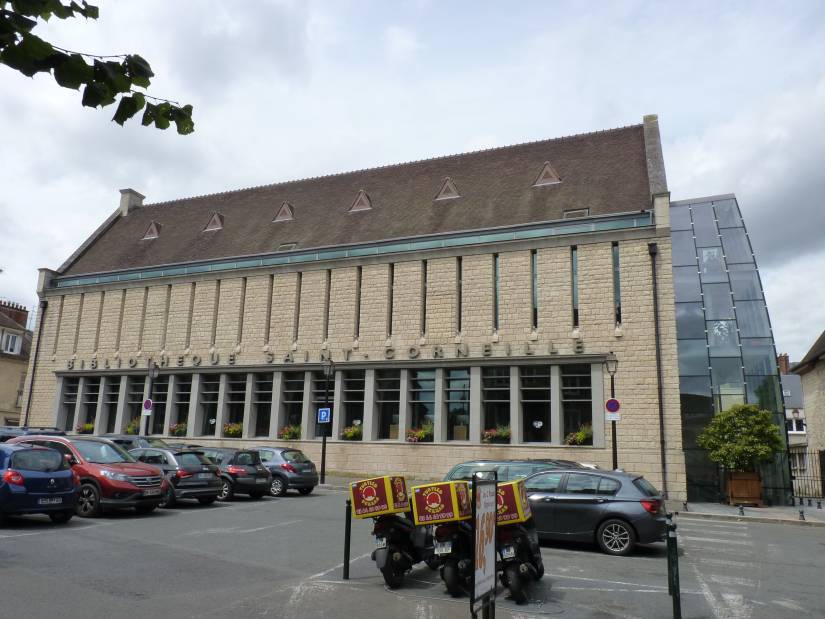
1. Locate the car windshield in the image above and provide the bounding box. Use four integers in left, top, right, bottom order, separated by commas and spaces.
147, 438, 171, 448
633, 477, 660, 497
234, 451, 261, 466
73, 440, 136, 464
281, 450, 308, 463
11, 449, 68, 472
177, 453, 211, 467
447, 463, 500, 481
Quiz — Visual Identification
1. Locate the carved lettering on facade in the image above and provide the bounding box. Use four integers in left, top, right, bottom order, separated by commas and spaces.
432, 345, 444, 359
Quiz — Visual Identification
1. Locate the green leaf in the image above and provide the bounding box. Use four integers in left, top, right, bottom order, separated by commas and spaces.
171, 104, 194, 135
0, 41, 41, 75
82, 1, 97, 19
141, 102, 156, 126
125, 54, 153, 87
80, 80, 113, 107
93, 58, 130, 93
153, 101, 171, 129
0, 9, 38, 32
18, 31, 52, 59
111, 93, 144, 125
53, 52, 91, 89
10, 0, 48, 18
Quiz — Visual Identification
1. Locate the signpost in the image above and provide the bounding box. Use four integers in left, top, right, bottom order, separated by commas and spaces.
141, 399, 153, 416
472, 472, 497, 618
605, 398, 621, 421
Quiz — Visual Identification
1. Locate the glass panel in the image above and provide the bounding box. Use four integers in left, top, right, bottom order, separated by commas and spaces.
676, 303, 706, 339
376, 369, 400, 440
703, 283, 734, 319
721, 228, 752, 264
670, 205, 692, 231
729, 265, 763, 301
61, 377, 80, 431
150, 376, 169, 435
199, 375, 220, 436
714, 199, 742, 228
742, 338, 776, 375
312, 371, 336, 438
253, 373, 273, 437
698, 247, 726, 283
707, 320, 740, 357
674, 267, 701, 302
174, 375, 192, 427
103, 378, 120, 434
281, 371, 304, 431
737, 301, 771, 338
561, 365, 592, 444
691, 205, 720, 247
520, 366, 551, 442
482, 367, 510, 438
409, 369, 435, 438
711, 358, 744, 393
747, 375, 782, 412
678, 340, 709, 376
342, 370, 365, 437
126, 376, 145, 428
672, 231, 697, 266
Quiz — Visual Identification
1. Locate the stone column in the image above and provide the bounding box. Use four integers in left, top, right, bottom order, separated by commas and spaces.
242, 372, 255, 439
186, 373, 202, 438
551, 365, 562, 444
398, 369, 409, 442
300, 370, 313, 440
113, 375, 129, 434
433, 368, 445, 442
213, 373, 228, 438
469, 366, 482, 443
141, 375, 152, 436
591, 363, 605, 448
164, 374, 177, 432
269, 371, 283, 440
51, 375, 64, 429
93, 376, 107, 435
509, 366, 520, 443
362, 369, 376, 441
331, 370, 344, 440
72, 376, 86, 430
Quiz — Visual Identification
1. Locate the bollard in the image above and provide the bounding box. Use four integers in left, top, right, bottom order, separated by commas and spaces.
682, 501, 688, 512
665, 513, 682, 619
738, 504, 745, 516
818, 501, 822, 510
808, 498, 813, 507
799, 510, 805, 521
343, 499, 352, 580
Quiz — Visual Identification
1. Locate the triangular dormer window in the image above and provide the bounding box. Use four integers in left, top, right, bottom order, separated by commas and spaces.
533, 162, 561, 186
274, 202, 294, 222
434, 177, 460, 201
349, 189, 372, 212
141, 221, 161, 240
203, 212, 224, 232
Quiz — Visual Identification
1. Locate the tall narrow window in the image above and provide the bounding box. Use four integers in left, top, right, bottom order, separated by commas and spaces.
174, 375, 192, 429
376, 370, 401, 439
456, 257, 463, 334
354, 266, 362, 338
612, 242, 622, 325
445, 368, 470, 441
562, 364, 592, 442
421, 261, 428, 335
60, 377, 80, 431
520, 366, 551, 442
199, 375, 220, 436
253, 373, 273, 437
482, 367, 510, 439
225, 374, 246, 431
103, 378, 120, 433
530, 250, 538, 329
409, 369, 435, 440
312, 371, 336, 437
150, 375, 169, 435
342, 370, 365, 439
493, 254, 500, 331
323, 269, 331, 341
126, 376, 145, 430
81, 377, 100, 429
282, 372, 305, 431
571, 246, 579, 327
387, 264, 395, 337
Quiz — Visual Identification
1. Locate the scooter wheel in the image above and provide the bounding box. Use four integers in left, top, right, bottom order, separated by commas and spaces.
442, 559, 463, 597
425, 555, 441, 571
533, 556, 545, 580
380, 563, 405, 589
505, 565, 528, 605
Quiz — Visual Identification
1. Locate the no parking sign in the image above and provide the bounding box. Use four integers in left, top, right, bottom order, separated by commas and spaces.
605, 398, 621, 421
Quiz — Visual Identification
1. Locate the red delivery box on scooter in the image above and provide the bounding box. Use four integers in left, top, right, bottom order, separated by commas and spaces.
496, 479, 532, 525
410, 480, 472, 525
349, 476, 409, 519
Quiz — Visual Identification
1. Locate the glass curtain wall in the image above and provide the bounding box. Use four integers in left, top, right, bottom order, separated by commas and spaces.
375, 370, 400, 439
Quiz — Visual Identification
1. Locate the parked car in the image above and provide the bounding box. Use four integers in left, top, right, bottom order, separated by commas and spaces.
0, 426, 65, 443
0, 443, 78, 524
100, 434, 171, 450
443, 459, 586, 483
8, 435, 167, 517
200, 448, 271, 501
253, 446, 318, 497
130, 448, 222, 507
166, 443, 203, 450
523, 469, 666, 556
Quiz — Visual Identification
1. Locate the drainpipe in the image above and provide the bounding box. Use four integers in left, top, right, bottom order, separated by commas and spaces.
648, 243, 669, 498
23, 299, 48, 427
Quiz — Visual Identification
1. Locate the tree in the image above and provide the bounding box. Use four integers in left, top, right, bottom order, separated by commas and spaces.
697, 403, 784, 472
0, 0, 194, 134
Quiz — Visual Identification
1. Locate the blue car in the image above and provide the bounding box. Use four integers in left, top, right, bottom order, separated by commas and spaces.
0, 444, 78, 524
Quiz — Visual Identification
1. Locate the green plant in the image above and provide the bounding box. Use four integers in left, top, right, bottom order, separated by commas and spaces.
223, 422, 243, 438
482, 425, 511, 444
697, 404, 784, 472
406, 422, 434, 443
75, 422, 94, 434
341, 425, 362, 440
278, 424, 301, 440
564, 423, 593, 446
169, 422, 187, 437
124, 417, 140, 435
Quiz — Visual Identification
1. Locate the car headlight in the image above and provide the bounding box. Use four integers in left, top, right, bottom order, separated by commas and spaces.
99, 469, 130, 482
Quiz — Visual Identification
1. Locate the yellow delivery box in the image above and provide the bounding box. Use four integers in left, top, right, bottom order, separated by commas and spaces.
496, 479, 532, 525
411, 480, 472, 525
349, 475, 409, 519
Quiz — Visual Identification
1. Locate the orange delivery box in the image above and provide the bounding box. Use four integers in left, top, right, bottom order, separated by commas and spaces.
349, 475, 410, 519
496, 479, 532, 525
410, 480, 472, 526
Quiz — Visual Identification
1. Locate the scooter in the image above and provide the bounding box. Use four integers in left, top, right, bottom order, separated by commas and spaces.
497, 518, 544, 604
371, 512, 439, 588
434, 519, 475, 597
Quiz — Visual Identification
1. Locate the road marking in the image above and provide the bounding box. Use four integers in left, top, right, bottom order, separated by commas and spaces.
691, 563, 725, 618
710, 575, 757, 588
682, 536, 752, 546
183, 520, 301, 536
678, 529, 749, 538
772, 599, 807, 612
555, 585, 703, 595
545, 572, 667, 590
307, 551, 372, 580
695, 557, 754, 569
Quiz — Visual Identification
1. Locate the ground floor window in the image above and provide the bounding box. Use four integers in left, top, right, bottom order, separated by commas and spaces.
173, 375, 192, 431
81, 377, 100, 430
409, 369, 435, 440
376, 370, 400, 439
562, 364, 592, 445
224, 374, 247, 435
103, 378, 120, 433
342, 370, 365, 439
482, 367, 510, 442
61, 377, 80, 431
199, 375, 220, 436
445, 368, 470, 441
311, 371, 335, 438
282, 372, 304, 435
126, 376, 145, 432
253, 374, 273, 437
520, 366, 551, 442
150, 375, 169, 435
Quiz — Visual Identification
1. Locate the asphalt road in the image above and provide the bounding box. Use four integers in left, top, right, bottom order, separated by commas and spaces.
1, 487, 823, 618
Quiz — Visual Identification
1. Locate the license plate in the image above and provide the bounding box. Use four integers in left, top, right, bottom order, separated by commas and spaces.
501, 546, 516, 559
255, 478, 267, 484
38, 497, 62, 505
197, 473, 213, 479
435, 541, 452, 556
143, 487, 161, 496
375, 537, 387, 549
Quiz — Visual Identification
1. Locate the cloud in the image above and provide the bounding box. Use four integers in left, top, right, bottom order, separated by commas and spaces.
383, 25, 420, 63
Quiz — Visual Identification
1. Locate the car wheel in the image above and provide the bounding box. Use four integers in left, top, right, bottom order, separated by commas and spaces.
270, 476, 287, 497
76, 483, 101, 518
298, 487, 313, 496
217, 479, 234, 501
49, 511, 74, 524
135, 504, 157, 514
158, 486, 176, 509
596, 518, 637, 556
198, 496, 217, 505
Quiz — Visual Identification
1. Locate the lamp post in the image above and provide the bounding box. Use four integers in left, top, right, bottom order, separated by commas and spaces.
320, 357, 334, 484
142, 360, 160, 437
604, 352, 619, 471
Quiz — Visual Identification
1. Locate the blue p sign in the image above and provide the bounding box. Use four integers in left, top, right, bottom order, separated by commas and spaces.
317, 407, 331, 423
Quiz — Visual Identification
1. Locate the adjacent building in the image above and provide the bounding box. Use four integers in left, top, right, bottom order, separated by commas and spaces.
0, 300, 31, 425
794, 331, 825, 455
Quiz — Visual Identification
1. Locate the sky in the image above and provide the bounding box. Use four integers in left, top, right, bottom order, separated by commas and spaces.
1, 0, 824, 360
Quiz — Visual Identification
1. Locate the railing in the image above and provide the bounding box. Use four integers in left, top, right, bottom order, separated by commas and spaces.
791, 449, 825, 500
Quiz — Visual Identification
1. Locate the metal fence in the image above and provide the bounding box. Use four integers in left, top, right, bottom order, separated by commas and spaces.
791, 449, 825, 500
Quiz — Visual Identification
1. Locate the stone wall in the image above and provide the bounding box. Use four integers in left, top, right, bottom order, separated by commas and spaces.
801, 364, 825, 453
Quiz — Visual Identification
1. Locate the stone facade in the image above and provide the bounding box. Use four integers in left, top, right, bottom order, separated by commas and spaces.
800, 364, 825, 454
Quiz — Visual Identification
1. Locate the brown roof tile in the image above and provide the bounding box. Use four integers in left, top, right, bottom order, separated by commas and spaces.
61, 124, 652, 276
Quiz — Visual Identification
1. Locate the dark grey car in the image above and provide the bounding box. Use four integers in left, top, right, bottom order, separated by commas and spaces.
200, 448, 272, 501
444, 459, 587, 483
253, 446, 318, 497
130, 448, 221, 507
524, 469, 666, 556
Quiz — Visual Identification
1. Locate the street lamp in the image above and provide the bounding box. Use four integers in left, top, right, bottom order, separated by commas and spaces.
319, 357, 335, 484
142, 360, 160, 437
604, 352, 619, 470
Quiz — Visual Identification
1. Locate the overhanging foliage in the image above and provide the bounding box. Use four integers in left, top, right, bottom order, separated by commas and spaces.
697, 403, 784, 472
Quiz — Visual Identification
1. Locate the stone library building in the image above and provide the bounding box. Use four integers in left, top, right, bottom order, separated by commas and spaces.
21, 115, 792, 503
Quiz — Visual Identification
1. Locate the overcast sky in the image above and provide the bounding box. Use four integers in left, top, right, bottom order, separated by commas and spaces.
1, 0, 824, 360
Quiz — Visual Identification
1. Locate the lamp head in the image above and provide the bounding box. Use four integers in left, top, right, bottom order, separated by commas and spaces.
604, 352, 618, 376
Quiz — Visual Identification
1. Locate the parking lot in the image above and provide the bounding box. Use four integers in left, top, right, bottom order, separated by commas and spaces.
1, 485, 824, 618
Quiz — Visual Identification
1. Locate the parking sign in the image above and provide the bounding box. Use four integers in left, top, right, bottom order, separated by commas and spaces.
317, 407, 331, 423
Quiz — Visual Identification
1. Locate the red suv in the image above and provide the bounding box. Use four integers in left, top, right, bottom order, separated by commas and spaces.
8, 435, 167, 517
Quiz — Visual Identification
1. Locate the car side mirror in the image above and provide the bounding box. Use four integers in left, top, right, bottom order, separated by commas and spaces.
64, 453, 77, 465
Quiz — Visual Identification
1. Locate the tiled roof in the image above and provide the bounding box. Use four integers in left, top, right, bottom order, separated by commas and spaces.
60, 123, 653, 276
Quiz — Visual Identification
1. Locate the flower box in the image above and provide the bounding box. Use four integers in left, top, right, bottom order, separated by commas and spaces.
410, 480, 471, 526
349, 476, 410, 519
